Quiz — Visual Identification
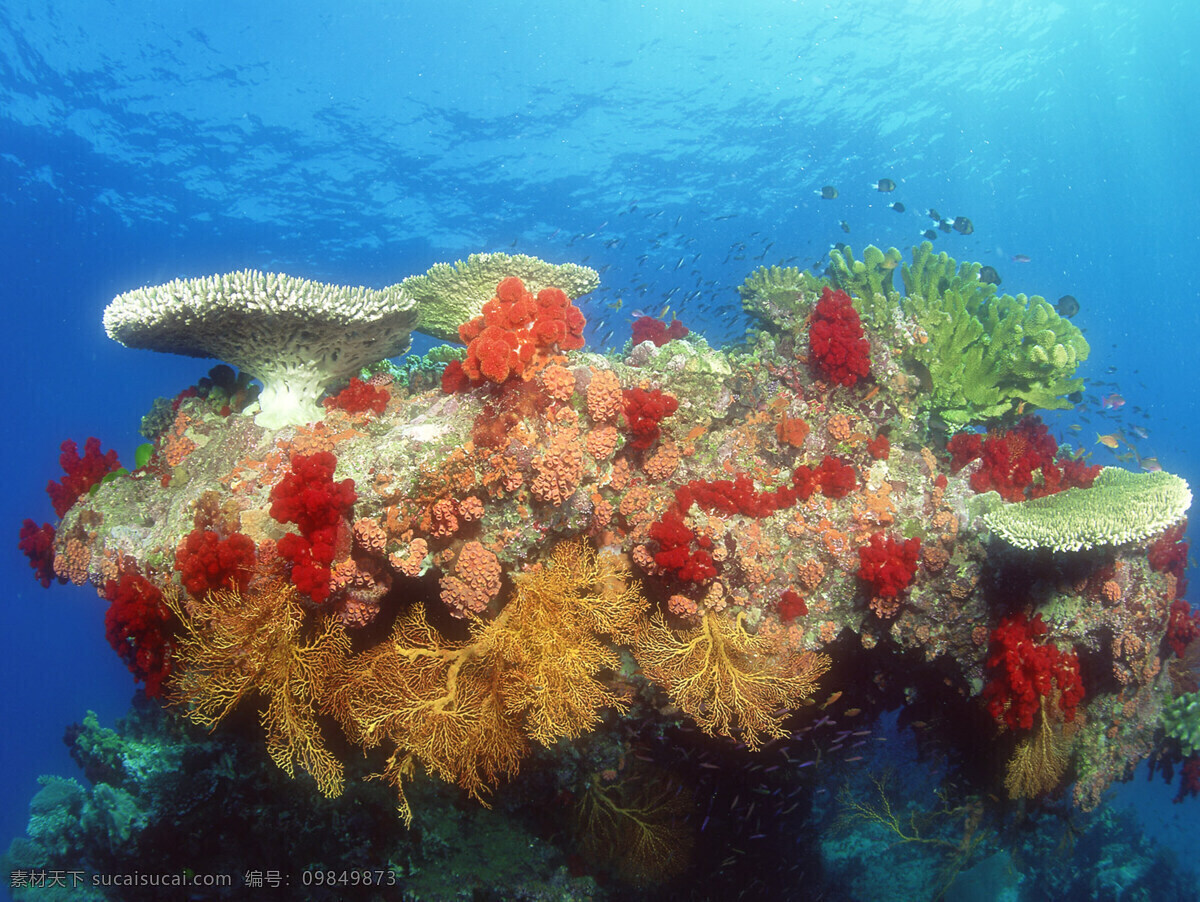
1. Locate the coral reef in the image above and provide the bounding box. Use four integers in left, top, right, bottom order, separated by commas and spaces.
13, 243, 1200, 896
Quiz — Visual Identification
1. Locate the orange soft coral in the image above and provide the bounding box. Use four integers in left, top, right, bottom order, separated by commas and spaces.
451, 277, 587, 389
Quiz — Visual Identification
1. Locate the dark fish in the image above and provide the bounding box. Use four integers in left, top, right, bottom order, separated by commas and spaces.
820, 185, 839, 199
839, 220, 851, 233
876, 178, 896, 192
1068, 390, 1084, 404
927, 208, 942, 221
891, 202, 905, 212
978, 265, 1001, 285
952, 216, 974, 235
938, 219, 952, 232
1055, 294, 1080, 318
922, 229, 938, 240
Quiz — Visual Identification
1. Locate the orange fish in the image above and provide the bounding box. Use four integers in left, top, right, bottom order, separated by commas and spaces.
1095, 432, 1122, 449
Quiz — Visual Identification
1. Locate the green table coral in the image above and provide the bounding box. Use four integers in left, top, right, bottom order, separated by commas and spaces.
984, 468, 1192, 552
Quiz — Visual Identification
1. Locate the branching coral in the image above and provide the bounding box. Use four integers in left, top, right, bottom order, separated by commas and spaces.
632, 610, 831, 750
1004, 698, 1073, 798
572, 764, 694, 885
164, 578, 350, 798
332, 540, 647, 823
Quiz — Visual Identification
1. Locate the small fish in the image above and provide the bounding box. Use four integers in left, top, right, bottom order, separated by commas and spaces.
922, 229, 938, 241
927, 208, 942, 221
1011, 253, 1032, 263
891, 202, 905, 212
1138, 456, 1163, 473
1130, 425, 1150, 440
819, 185, 838, 199
1096, 431, 1122, 449
843, 707, 862, 718
876, 178, 896, 192
607, 298, 623, 311
820, 690, 843, 709
952, 216, 974, 235
1101, 393, 1125, 410
1068, 390, 1085, 405
978, 265, 1001, 285
1068, 424, 1083, 432
1055, 294, 1080, 318
840, 220, 851, 233
938, 219, 953, 233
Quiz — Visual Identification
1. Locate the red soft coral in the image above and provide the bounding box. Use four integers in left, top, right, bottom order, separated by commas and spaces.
675, 473, 796, 520
324, 376, 389, 416
103, 570, 174, 698
857, 532, 921, 598
649, 510, 717, 583
47, 437, 122, 517
269, 452, 356, 603
813, 455, 857, 499
174, 529, 257, 596
622, 387, 679, 451
18, 519, 59, 588
808, 287, 871, 387
778, 589, 808, 622
1149, 521, 1189, 596
948, 419, 1100, 503
632, 316, 689, 347
982, 612, 1085, 731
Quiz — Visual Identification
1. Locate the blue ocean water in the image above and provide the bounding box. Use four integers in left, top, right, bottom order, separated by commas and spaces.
2, 0, 1198, 898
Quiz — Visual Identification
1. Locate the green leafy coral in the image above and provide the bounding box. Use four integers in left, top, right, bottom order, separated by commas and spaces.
900, 242, 1088, 426
827, 244, 903, 330
983, 468, 1192, 552
736, 264, 827, 333
1163, 691, 1200, 755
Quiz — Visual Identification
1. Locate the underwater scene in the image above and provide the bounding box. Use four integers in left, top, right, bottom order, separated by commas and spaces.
3, 2, 1200, 900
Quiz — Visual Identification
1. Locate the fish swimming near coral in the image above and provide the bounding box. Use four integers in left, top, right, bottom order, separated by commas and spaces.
1095, 431, 1122, 449
1055, 295, 1080, 318
952, 216, 974, 235
979, 265, 1001, 285
1101, 393, 1125, 410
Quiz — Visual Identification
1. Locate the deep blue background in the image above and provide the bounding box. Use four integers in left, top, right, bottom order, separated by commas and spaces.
3, 0, 1198, 882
